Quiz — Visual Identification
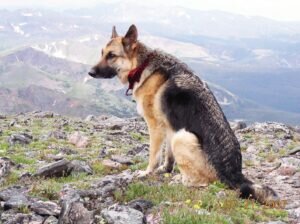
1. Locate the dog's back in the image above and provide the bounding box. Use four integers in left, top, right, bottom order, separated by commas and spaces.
150, 51, 278, 203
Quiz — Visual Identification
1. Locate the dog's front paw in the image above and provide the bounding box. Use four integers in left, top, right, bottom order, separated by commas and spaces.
134, 169, 152, 178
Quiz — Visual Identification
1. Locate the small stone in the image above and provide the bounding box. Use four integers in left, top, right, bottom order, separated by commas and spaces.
246, 145, 257, 153
277, 166, 297, 176
69, 160, 93, 175
102, 159, 122, 169
68, 131, 90, 148
232, 121, 247, 131
48, 130, 67, 140
0, 186, 28, 201
0, 157, 14, 180
111, 155, 133, 165
19, 172, 32, 180
8, 133, 33, 145
84, 115, 97, 122
33, 111, 54, 118
289, 207, 300, 219
43, 216, 59, 224
266, 221, 287, 224
101, 204, 144, 224
35, 159, 71, 178
31, 200, 61, 216
58, 185, 93, 224
128, 199, 153, 213
9, 120, 16, 127
4, 194, 30, 210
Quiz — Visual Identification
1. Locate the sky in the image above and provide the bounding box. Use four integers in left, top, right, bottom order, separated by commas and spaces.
1, 0, 300, 21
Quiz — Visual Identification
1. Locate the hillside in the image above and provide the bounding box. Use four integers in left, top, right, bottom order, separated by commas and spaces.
0, 47, 136, 118
0, 112, 299, 223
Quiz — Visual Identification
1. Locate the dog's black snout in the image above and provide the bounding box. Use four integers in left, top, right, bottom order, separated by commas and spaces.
88, 68, 97, 77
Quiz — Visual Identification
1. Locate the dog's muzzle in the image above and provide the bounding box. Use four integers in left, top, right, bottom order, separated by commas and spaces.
88, 66, 117, 79
88, 68, 97, 78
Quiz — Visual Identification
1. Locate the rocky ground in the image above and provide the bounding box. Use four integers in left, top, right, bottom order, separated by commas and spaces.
0, 111, 299, 224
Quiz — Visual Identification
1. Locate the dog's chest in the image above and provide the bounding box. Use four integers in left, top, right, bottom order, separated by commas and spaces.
136, 100, 144, 116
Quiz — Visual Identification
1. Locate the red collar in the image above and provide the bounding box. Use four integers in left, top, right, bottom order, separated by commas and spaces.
126, 53, 153, 96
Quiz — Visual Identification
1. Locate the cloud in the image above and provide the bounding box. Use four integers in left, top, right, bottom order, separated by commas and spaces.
1, 0, 300, 21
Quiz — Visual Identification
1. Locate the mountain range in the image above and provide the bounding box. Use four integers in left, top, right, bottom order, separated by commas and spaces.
0, 3, 300, 124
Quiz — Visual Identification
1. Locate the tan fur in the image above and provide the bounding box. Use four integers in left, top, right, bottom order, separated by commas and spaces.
134, 73, 168, 173
96, 37, 137, 84
95, 26, 218, 186
134, 72, 217, 186
171, 129, 218, 187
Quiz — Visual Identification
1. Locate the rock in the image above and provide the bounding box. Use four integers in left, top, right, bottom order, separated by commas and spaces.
0, 114, 6, 119
84, 115, 97, 122
101, 204, 144, 224
19, 172, 32, 181
111, 155, 133, 165
289, 207, 300, 219
31, 201, 61, 216
292, 178, 300, 188
8, 133, 33, 145
277, 166, 297, 176
35, 159, 71, 178
33, 111, 54, 118
44, 216, 59, 224
0, 186, 28, 201
69, 160, 93, 175
68, 132, 90, 148
48, 130, 67, 140
231, 121, 247, 131
1, 213, 34, 224
266, 221, 287, 224
246, 145, 257, 153
108, 124, 123, 131
102, 159, 122, 169
59, 147, 77, 155
9, 120, 16, 127
46, 154, 64, 161
128, 199, 153, 213
58, 185, 93, 224
99, 147, 108, 159
0, 157, 14, 180
4, 194, 30, 210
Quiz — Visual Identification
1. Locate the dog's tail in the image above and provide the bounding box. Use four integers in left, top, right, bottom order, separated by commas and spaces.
221, 173, 278, 204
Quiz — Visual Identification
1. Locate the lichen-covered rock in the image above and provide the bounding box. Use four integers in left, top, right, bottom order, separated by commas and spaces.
101, 204, 144, 224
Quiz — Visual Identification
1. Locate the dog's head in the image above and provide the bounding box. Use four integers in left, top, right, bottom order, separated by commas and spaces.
88, 25, 139, 84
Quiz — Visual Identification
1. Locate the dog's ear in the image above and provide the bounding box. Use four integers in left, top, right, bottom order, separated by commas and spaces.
111, 26, 118, 39
123, 24, 138, 51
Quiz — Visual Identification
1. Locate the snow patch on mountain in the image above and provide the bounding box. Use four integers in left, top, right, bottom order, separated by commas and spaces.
140, 35, 217, 61
11, 24, 25, 35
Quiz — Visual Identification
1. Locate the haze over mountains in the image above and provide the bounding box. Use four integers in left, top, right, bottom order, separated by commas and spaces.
0, 2, 300, 124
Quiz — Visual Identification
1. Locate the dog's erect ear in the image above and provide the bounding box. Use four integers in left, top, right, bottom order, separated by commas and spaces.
123, 25, 138, 50
111, 26, 118, 39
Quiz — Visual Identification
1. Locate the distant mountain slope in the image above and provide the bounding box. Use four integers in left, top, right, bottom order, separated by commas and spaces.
0, 47, 136, 117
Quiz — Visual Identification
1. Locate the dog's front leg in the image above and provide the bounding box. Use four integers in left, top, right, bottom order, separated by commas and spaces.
156, 140, 174, 174
136, 125, 165, 177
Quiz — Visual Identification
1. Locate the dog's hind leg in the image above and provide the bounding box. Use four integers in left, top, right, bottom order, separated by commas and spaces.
171, 129, 217, 187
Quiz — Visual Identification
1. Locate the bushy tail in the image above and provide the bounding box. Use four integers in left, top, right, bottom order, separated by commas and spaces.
239, 182, 279, 205
221, 173, 279, 205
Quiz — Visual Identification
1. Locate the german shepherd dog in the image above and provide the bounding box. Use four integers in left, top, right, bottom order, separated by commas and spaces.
89, 25, 278, 204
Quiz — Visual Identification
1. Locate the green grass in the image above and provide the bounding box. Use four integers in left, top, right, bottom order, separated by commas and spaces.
115, 181, 288, 224
10, 154, 36, 165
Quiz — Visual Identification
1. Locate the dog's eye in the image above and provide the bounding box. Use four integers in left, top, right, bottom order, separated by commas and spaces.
106, 52, 117, 59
